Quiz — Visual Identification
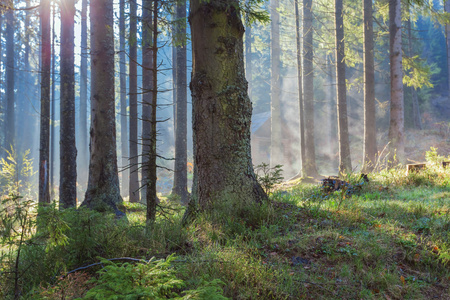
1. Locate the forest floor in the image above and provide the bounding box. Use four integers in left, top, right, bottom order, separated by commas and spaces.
1, 153, 450, 299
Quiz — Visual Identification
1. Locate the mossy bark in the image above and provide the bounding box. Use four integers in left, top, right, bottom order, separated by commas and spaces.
82, 0, 123, 215
188, 0, 267, 213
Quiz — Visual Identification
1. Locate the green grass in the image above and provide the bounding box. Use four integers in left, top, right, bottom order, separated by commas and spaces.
1, 165, 450, 299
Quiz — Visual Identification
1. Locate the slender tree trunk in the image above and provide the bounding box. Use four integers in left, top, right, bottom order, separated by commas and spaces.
19, 0, 32, 156
446, 0, 450, 103
147, 0, 159, 222
0, 13, 3, 151
188, 0, 267, 212
142, 0, 153, 204
129, 0, 140, 203
172, 0, 188, 204
295, 0, 305, 176
407, 16, 422, 130
5, 0, 14, 151
50, 1, 56, 197
302, 0, 319, 178
82, 0, 124, 215
335, 0, 352, 174
39, 0, 51, 205
388, 0, 405, 165
119, 0, 129, 196
172, 44, 177, 145
363, 0, 376, 171
79, 0, 89, 190
59, 0, 77, 208
270, 0, 282, 168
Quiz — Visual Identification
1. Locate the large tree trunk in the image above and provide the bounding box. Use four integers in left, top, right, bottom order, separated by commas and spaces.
5, 0, 14, 151
119, 0, 129, 196
294, 0, 305, 177
302, 0, 319, 178
79, 0, 89, 190
82, 0, 123, 215
189, 0, 267, 212
39, 0, 51, 205
363, 0, 377, 171
335, 0, 352, 174
270, 0, 282, 168
388, 0, 405, 165
129, 0, 140, 203
59, 0, 77, 209
172, 0, 188, 204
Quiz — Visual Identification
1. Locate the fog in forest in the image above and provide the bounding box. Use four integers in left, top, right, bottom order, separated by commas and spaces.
1, 0, 450, 202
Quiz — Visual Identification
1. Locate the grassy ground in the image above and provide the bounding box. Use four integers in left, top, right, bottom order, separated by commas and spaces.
1, 162, 450, 299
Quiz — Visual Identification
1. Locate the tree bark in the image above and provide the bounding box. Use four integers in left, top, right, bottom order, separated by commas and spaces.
302, 0, 319, 178
120, 0, 129, 196
82, 0, 123, 215
295, 0, 305, 176
388, 0, 405, 165
172, 0, 188, 204
129, 0, 140, 203
79, 0, 89, 190
147, 0, 159, 222
50, 0, 56, 197
245, 8, 252, 99
270, 0, 282, 168
59, 0, 77, 209
362, 0, 377, 171
446, 0, 450, 104
188, 0, 267, 212
39, 0, 51, 205
5, 0, 14, 151
335, 0, 352, 174
142, 0, 153, 212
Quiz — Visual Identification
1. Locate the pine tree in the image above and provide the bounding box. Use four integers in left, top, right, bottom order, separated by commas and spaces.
187, 0, 267, 213
39, 0, 51, 205
388, 0, 405, 164
82, 0, 124, 215
335, 0, 352, 173
129, 0, 140, 203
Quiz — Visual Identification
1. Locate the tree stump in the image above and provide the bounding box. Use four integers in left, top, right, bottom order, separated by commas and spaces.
406, 163, 426, 175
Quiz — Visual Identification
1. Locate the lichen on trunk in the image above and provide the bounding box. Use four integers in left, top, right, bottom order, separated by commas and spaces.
187, 0, 267, 216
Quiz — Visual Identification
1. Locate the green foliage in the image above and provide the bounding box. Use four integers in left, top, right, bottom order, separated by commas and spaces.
0, 146, 36, 198
0, 194, 37, 298
254, 163, 283, 194
82, 255, 227, 300
241, 0, 270, 26
425, 147, 449, 166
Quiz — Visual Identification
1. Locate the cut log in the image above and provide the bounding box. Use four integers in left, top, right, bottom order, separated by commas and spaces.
406, 163, 426, 175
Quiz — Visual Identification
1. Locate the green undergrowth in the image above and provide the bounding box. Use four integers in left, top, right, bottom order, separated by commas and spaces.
1, 158, 450, 298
